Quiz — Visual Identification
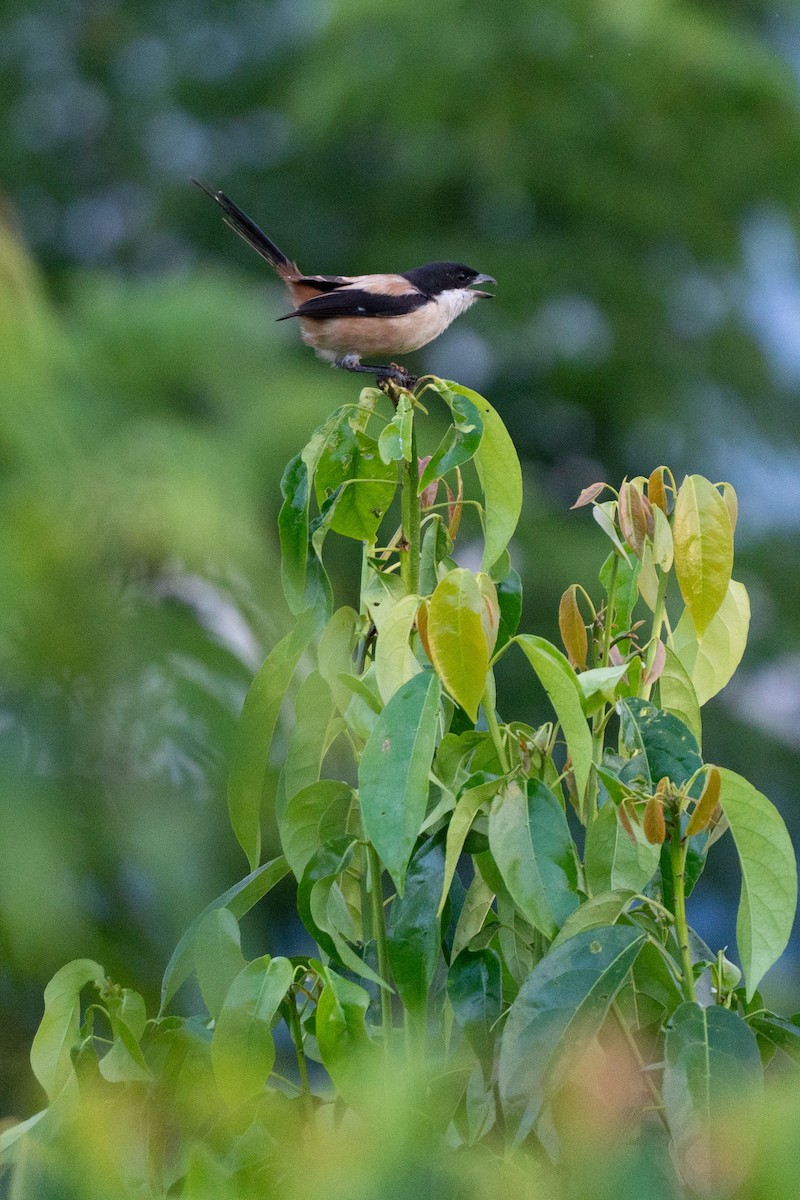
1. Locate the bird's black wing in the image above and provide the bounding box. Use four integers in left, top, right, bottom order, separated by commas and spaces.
293, 275, 350, 292
277, 288, 428, 321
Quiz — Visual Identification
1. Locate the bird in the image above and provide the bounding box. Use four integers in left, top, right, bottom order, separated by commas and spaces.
193, 181, 495, 386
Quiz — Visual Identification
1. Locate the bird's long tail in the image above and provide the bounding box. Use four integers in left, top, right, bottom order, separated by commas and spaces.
192, 179, 298, 278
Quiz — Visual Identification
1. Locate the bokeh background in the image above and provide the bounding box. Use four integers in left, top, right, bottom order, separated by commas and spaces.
1, 0, 799, 1116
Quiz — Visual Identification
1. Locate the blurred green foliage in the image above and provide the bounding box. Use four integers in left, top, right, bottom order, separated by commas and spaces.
1, 0, 800, 1116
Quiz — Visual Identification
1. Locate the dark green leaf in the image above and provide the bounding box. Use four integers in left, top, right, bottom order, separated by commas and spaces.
314, 962, 378, 1110
498, 925, 646, 1142
748, 1014, 800, 1064
211, 956, 294, 1106
315, 423, 397, 541
618, 697, 702, 790
447, 947, 502, 1067
584, 798, 660, 895
387, 837, 445, 1014
495, 568, 522, 653
279, 779, 356, 881
418, 390, 483, 493
359, 671, 442, 894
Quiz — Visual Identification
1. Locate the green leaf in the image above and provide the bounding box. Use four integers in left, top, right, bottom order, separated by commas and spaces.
419, 514, 454, 597
717, 768, 797, 1000
442, 382, 522, 572
658, 646, 702, 746
498, 925, 646, 1142
514, 635, 593, 811
576, 663, 630, 714
314, 963, 378, 1109
194, 909, 247, 1020
672, 579, 750, 706
281, 670, 337, 816
438, 776, 504, 917
160, 856, 290, 1012
550, 889, 635, 949
278, 451, 313, 614
374, 592, 422, 703
427, 568, 488, 722
279, 780, 356, 881
488, 780, 581, 939
663, 1002, 762, 1165
228, 604, 326, 870
748, 1014, 800, 1064
599, 551, 640, 635
452, 872, 495, 959
447, 947, 502, 1067
318, 606, 360, 716
211, 956, 294, 1106
359, 671, 442, 894
99, 989, 151, 1083
495, 567, 522, 653
387, 837, 445, 1014
615, 941, 683, 1032
418, 390, 483, 494
315, 423, 397, 541
30, 959, 105, 1101
378, 393, 413, 463
618, 697, 702, 790
673, 475, 734, 636
584, 797, 661, 895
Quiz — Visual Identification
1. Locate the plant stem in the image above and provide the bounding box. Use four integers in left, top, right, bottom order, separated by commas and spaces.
642, 567, 669, 701
670, 818, 696, 1002
367, 842, 393, 1047
287, 990, 312, 1109
611, 1001, 670, 1132
401, 417, 421, 595
483, 674, 510, 774
602, 552, 619, 667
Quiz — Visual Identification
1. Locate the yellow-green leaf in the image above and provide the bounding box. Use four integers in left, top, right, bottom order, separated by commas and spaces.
673, 580, 750, 706
428, 568, 488, 721
374, 593, 422, 704
673, 475, 733, 635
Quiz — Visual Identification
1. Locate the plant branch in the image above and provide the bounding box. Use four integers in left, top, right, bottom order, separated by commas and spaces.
670, 818, 696, 1002
367, 842, 393, 1047
401, 417, 421, 595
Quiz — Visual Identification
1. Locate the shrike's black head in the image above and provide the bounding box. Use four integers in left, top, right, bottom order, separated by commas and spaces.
402, 261, 496, 297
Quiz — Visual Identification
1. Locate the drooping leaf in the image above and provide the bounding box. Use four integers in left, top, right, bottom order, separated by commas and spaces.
419, 514, 454, 597
584, 796, 660, 895
30, 960, 105, 1101
99, 989, 151, 1083
452, 872, 496, 959
279, 780, 356, 880
228, 604, 326, 870
488, 780, 581, 939
685, 766, 721, 839
387, 837, 445, 1014
495, 567, 523, 653
314, 963, 378, 1110
194, 909, 247, 1020
673, 475, 734, 636
577, 663, 630, 714
160, 856, 289, 1012
427, 568, 488, 722
443, 382, 522, 572
663, 1002, 762, 1175
717, 768, 797, 1000
550, 889, 635, 949
673, 579, 750, 706
211, 956, 294, 1106
418, 389, 483, 493
374, 592, 422, 704
448, 947, 502, 1068
438, 775, 505, 917
359, 671, 442, 895
599, 551, 640, 636
318, 605, 360, 716
658, 646, 702, 746
281, 669, 337, 815
515, 636, 593, 811
558, 585, 588, 670
378, 393, 413, 463
748, 1014, 800, 1064
498, 925, 646, 1142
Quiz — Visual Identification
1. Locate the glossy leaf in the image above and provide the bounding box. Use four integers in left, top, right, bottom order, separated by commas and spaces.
374, 592, 422, 703
488, 780, 581, 939
314, 963, 378, 1110
499, 925, 646, 1142
577, 663, 629, 713
584, 797, 660, 895
673, 579, 750, 706
618, 697, 702, 791
427, 568, 488, 722
558, 585, 588, 670
495, 567, 523, 653
160, 856, 289, 1012
228, 604, 326, 870
717, 768, 797, 1000
515, 635, 593, 810
599, 551, 641, 636
315, 423, 397, 541
444, 382, 522, 572
279, 779, 356, 880
359, 670, 442, 894
194, 909, 247, 1020
378, 393, 413, 463
387, 837, 445, 1014
476, 572, 500, 656
673, 474, 733, 636
438, 775, 504, 916
448, 947, 502, 1067
418, 389, 483, 493
663, 1002, 762, 1169
30, 959, 105, 1101
658, 646, 702, 746
211, 956, 294, 1106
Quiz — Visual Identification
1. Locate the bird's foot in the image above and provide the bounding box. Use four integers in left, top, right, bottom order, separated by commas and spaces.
335, 354, 416, 390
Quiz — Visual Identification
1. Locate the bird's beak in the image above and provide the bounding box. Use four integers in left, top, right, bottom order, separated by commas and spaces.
471, 273, 496, 298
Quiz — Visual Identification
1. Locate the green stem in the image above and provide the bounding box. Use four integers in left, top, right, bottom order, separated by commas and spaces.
401, 417, 421, 595
642, 567, 669, 701
611, 1000, 670, 1132
670, 818, 696, 1002
287, 990, 312, 1109
368, 843, 393, 1046
602, 552, 619, 667
483, 674, 510, 774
